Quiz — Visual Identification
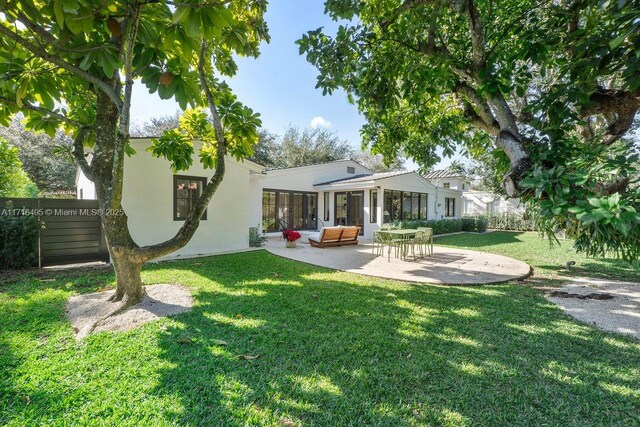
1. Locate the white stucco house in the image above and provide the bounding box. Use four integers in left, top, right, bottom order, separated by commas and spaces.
77, 139, 463, 259
424, 168, 524, 215
250, 159, 462, 240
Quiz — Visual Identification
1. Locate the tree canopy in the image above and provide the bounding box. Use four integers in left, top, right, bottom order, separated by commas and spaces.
299, 0, 640, 260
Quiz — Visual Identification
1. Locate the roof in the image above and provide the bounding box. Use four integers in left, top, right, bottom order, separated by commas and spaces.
314, 171, 415, 186
263, 158, 372, 174
423, 169, 466, 179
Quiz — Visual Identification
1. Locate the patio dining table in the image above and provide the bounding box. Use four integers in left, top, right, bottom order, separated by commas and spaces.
375, 229, 419, 261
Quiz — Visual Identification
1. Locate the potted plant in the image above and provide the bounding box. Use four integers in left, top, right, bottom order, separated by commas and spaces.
282, 228, 301, 248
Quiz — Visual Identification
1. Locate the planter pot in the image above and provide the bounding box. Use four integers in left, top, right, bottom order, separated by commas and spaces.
285, 240, 297, 248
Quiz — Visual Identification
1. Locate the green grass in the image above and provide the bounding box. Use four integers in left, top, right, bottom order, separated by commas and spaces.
435, 231, 639, 282
1, 249, 639, 426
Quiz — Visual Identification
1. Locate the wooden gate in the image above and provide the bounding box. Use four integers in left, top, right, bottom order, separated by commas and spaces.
1, 198, 110, 267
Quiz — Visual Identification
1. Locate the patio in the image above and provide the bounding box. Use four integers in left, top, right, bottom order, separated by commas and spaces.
265, 234, 531, 285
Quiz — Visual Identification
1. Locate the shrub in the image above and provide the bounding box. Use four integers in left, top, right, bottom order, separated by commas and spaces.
249, 225, 266, 247
0, 211, 38, 269
461, 216, 489, 233
485, 213, 536, 231
382, 218, 463, 235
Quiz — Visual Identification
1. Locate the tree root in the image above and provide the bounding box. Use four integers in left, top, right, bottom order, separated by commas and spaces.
76, 287, 146, 340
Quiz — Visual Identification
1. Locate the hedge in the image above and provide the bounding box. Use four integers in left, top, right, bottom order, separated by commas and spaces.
485, 213, 537, 231
0, 213, 38, 269
383, 219, 457, 235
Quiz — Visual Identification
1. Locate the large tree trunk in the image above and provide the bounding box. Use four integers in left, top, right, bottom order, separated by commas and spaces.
91, 89, 147, 306
109, 245, 145, 304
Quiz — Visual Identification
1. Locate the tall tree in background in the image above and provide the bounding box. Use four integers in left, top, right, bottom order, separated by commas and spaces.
352, 150, 405, 172
0, 117, 76, 194
0, 138, 39, 198
130, 112, 180, 137
0, 1, 268, 306
278, 126, 353, 168
299, 0, 640, 259
249, 128, 280, 168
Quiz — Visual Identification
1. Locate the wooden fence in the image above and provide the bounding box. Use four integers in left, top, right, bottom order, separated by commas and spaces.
1, 198, 110, 267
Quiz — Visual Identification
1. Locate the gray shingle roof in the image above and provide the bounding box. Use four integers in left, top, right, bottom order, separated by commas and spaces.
423, 169, 465, 179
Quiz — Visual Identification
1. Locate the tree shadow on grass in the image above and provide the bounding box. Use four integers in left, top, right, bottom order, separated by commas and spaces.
434, 231, 526, 247
149, 252, 640, 426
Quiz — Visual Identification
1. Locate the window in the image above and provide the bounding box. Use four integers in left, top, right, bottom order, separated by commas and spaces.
347, 166, 356, 174
324, 192, 330, 221
262, 191, 276, 231
462, 183, 466, 190
370, 189, 378, 223
443, 182, 451, 189
383, 189, 429, 222
174, 175, 207, 221
262, 189, 318, 231
445, 197, 456, 217
420, 193, 427, 219
463, 198, 473, 215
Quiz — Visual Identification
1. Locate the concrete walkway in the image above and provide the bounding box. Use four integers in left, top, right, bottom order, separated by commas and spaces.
265, 237, 530, 285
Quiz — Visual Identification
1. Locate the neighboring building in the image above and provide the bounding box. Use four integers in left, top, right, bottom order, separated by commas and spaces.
250, 160, 463, 240
425, 168, 524, 216
423, 169, 471, 191
462, 191, 524, 216
77, 147, 463, 259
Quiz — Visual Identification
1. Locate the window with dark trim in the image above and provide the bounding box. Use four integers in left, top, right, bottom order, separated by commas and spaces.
347, 166, 355, 174
324, 192, 330, 221
383, 189, 428, 222
262, 189, 318, 231
174, 175, 207, 221
370, 189, 378, 223
445, 197, 456, 217
443, 182, 451, 189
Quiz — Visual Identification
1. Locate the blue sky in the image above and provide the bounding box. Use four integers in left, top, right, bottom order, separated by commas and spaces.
130, 1, 455, 171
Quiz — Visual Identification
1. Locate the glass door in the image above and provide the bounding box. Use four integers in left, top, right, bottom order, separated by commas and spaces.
334, 191, 364, 235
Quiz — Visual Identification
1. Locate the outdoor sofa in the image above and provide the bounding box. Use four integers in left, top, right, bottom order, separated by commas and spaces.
308, 226, 361, 248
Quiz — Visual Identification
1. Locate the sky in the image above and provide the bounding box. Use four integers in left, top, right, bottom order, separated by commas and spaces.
129, 1, 457, 172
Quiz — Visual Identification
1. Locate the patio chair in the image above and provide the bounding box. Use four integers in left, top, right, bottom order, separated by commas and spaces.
276, 218, 289, 240
372, 230, 384, 258
416, 227, 434, 257
375, 231, 405, 262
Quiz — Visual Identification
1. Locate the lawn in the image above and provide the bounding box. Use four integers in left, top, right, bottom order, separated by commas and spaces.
435, 231, 639, 282
1, 249, 639, 426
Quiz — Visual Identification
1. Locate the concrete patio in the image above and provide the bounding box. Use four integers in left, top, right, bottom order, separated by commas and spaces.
265, 235, 531, 285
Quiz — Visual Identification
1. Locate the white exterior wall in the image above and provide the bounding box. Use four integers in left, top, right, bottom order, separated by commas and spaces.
251, 161, 372, 233
462, 191, 525, 215
76, 139, 262, 260
428, 176, 469, 191
76, 168, 96, 200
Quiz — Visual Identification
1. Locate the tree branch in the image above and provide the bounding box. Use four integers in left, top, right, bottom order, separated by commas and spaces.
454, 82, 500, 133
111, 1, 142, 208
581, 87, 640, 146
72, 127, 95, 182
137, 40, 229, 261
0, 19, 123, 111
0, 96, 84, 127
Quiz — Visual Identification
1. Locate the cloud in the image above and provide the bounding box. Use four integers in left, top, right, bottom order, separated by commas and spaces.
310, 116, 332, 129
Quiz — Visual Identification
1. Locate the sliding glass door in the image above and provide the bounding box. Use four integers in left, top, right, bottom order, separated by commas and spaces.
334, 191, 364, 235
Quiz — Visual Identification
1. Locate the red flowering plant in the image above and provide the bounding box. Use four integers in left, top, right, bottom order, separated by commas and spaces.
282, 228, 301, 242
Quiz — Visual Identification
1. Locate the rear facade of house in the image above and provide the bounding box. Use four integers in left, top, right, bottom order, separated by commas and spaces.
77, 145, 462, 260
251, 160, 462, 240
